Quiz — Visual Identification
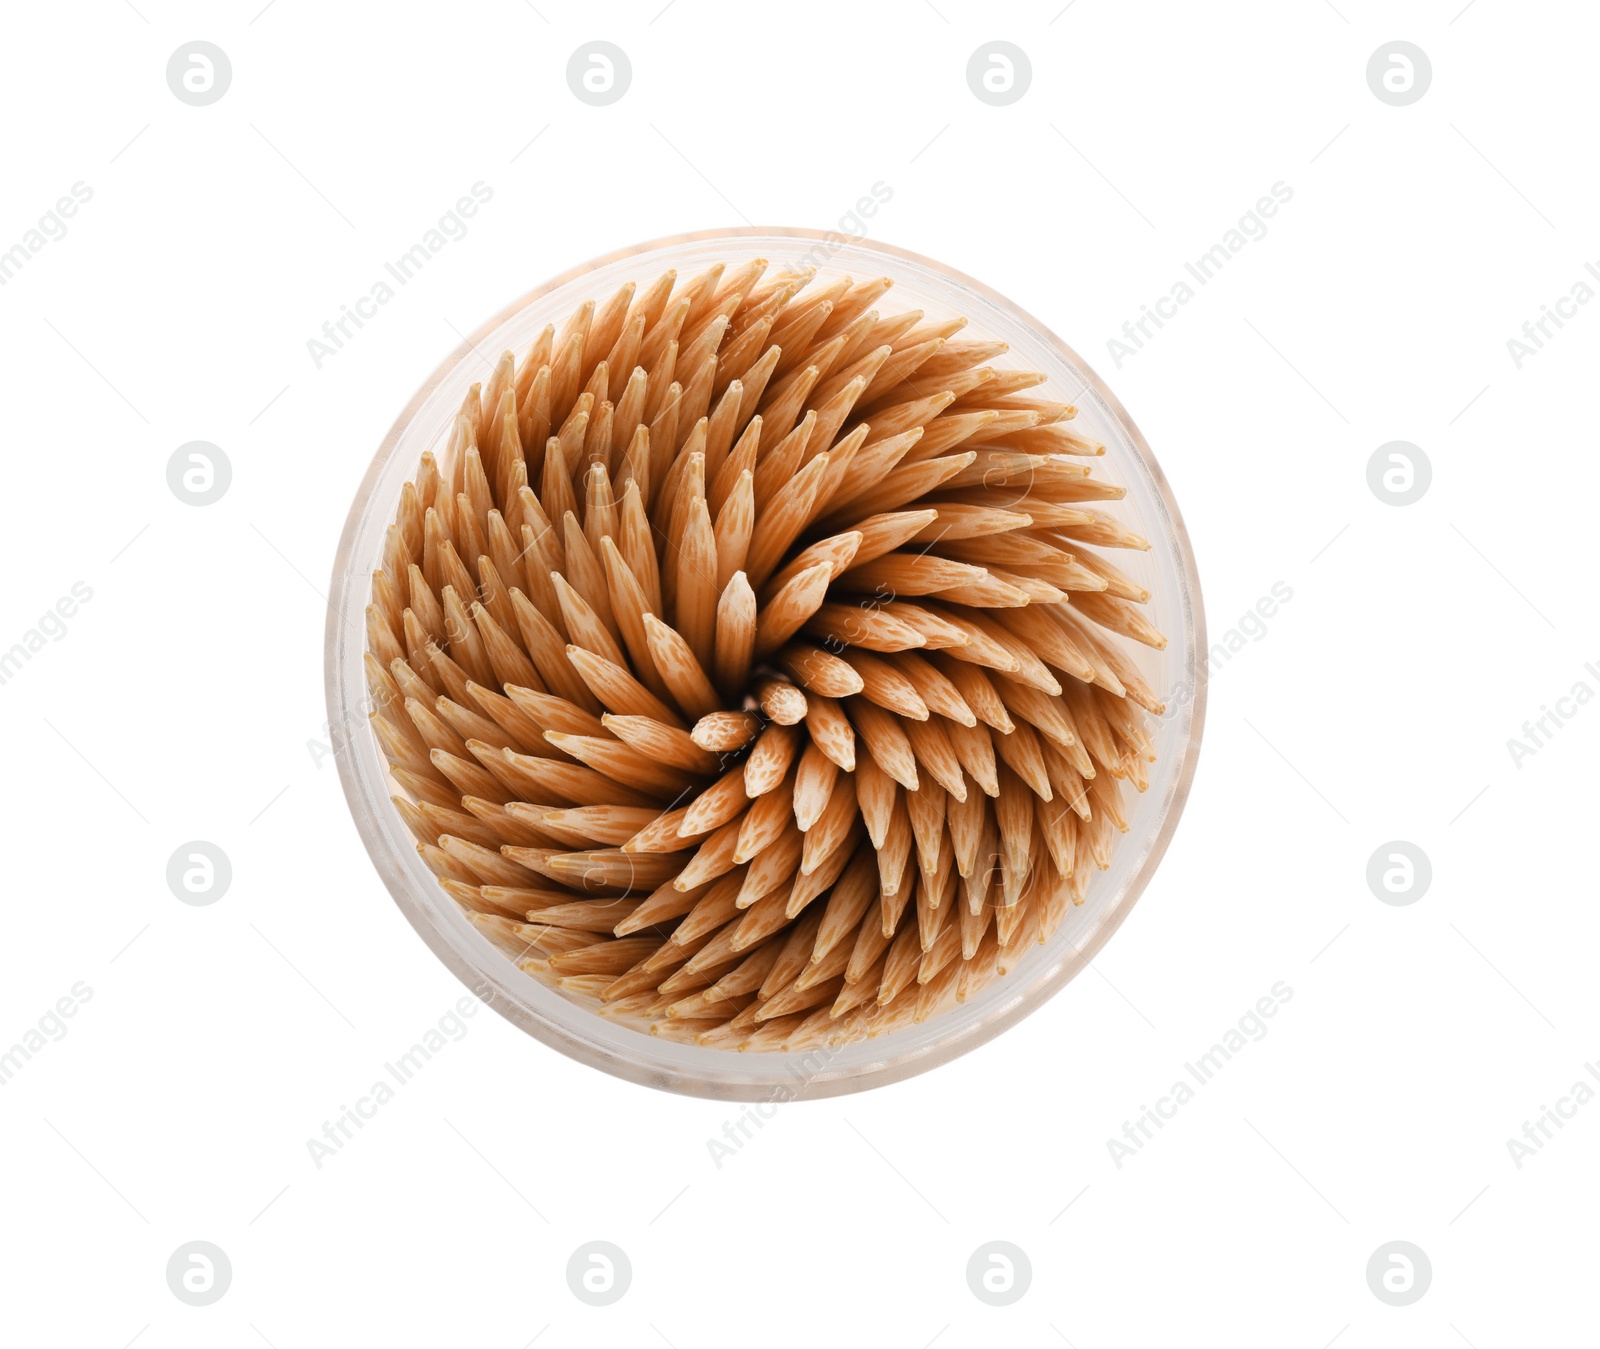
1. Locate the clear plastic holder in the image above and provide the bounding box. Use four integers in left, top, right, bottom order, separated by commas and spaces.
325, 229, 1207, 1099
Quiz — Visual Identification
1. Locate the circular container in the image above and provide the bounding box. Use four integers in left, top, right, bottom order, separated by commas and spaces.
326, 228, 1206, 1100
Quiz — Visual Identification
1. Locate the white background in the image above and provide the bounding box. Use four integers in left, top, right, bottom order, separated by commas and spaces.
1, 1, 1595, 1344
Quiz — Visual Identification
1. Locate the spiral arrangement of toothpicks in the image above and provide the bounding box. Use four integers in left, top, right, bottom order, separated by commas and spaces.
365, 257, 1165, 1052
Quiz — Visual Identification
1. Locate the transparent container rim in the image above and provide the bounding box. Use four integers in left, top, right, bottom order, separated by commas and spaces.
324, 226, 1208, 1100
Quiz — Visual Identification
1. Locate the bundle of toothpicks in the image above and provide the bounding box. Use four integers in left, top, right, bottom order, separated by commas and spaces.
365, 257, 1164, 1052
